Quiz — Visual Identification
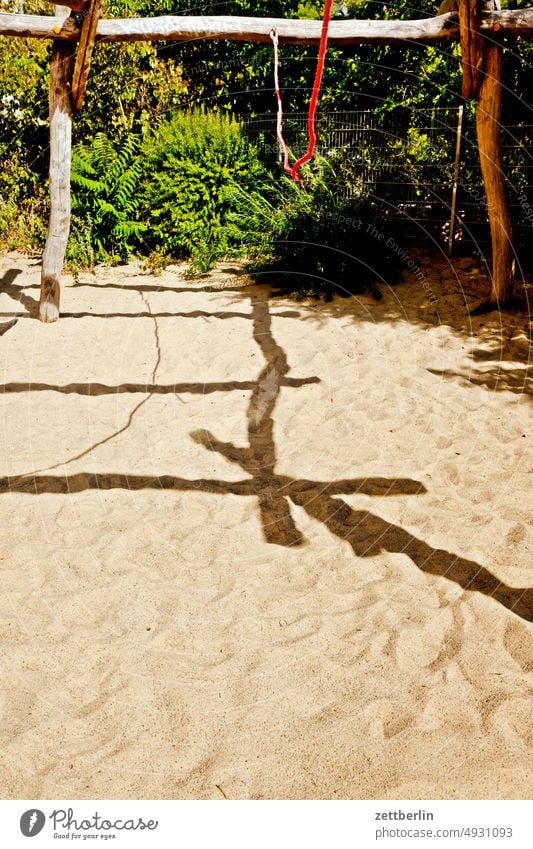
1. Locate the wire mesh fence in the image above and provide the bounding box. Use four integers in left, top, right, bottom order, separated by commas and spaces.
243, 107, 533, 259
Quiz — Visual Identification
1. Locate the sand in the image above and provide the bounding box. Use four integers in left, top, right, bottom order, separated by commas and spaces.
0, 250, 531, 800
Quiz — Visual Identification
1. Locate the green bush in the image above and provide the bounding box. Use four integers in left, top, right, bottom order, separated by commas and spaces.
230, 155, 405, 301
141, 109, 269, 272
0, 198, 47, 253
68, 132, 146, 266
0, 139, 47, 252
60, 111, 408, 294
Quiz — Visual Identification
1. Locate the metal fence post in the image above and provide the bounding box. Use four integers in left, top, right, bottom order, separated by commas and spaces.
448, 104, 464, 257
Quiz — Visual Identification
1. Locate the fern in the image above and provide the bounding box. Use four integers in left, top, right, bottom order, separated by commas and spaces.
69, 131, 146, 263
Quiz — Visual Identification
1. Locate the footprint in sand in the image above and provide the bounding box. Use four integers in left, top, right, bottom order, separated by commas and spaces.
505, 522, 527, 548
383, 709, 415, 739
504, 621, 533, 673
441, 462, 461, 486
435, 435, 454, 449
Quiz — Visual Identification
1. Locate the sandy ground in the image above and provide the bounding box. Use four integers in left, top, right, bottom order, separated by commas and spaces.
0, 250, 531, 800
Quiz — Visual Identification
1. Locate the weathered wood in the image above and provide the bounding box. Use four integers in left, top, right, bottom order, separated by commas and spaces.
0, 8, 533, 44
71, 0, 101, 112
476, 41, 515, 306
458, 0, 483, 98
39, 8, 74, 323
87, 12, 462, 44
0, 9, 532, 45
0, 12, 452, 43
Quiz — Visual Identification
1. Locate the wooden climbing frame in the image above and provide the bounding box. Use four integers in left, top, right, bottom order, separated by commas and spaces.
0, 3, 532, 319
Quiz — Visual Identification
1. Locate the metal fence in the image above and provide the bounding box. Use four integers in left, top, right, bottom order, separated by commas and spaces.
243, 107, 533, 258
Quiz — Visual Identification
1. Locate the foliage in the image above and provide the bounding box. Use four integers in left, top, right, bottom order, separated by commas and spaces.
122, 0, 462, 118
104, 0, 338, 117
0, 5, 49, 247
141, 109, 269, 271
231, 154, 405, 300
0, 197, 47, 253
68, 132, 146, 266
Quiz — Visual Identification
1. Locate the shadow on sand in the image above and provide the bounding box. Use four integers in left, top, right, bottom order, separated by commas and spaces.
0, 270, 531, 623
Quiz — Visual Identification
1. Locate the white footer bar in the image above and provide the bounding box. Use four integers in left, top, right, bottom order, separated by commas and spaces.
1, 799, 531, 848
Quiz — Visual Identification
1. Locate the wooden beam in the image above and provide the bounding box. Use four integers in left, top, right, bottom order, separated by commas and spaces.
76, 13, 462, 44
71, 0, 101, 112
39, 8, 74, 323
475, 41, 515, 306
0, 9, 532, 45
0, 12, 449, 43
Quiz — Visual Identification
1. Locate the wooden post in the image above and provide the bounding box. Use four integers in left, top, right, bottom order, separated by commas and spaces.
458, 0, 483, 99
39, 7, 74, 323
71, 0, 101, 113
475, 39, 515, 306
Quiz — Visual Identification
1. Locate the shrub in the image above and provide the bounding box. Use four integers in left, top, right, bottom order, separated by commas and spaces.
0, 141, 47, 252
141, 248, 172, 276
68, 132, 146, 265
0, 197, 47, 254
141, 109, 269, 272
229, 154, 406, 301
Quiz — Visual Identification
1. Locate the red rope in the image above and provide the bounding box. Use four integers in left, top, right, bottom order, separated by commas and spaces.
271, 0, 334, 183
292, 0, 335, 182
